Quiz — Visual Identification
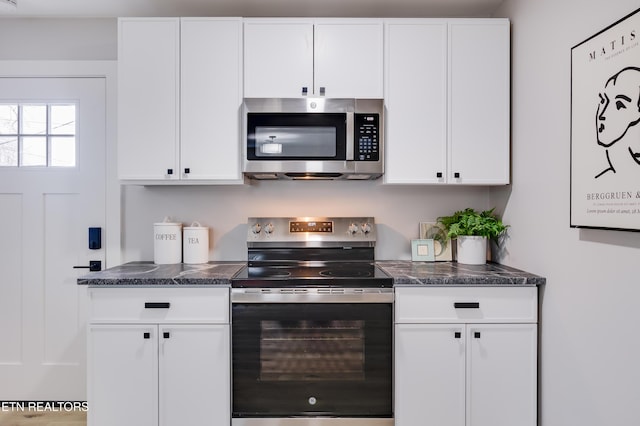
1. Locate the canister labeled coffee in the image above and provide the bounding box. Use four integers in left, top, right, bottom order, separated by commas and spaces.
153, 217, 182, 264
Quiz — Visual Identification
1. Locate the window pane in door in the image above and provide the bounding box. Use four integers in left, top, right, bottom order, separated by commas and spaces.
51, 137, 76, 167
0, 105, 18, 134
50, 105, 76, 134
0, 136, 18, 166
21, 105, 47, 135
21, 136, 46, 166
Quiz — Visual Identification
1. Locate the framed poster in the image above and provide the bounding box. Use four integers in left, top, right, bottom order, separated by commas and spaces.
571, 7, 640, 231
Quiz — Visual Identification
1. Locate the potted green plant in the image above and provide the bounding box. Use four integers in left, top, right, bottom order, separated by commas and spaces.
437, 208, 508, 265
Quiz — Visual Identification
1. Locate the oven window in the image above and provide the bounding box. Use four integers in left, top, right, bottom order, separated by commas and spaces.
232, 303, 392, 418
260, 320, 364, 381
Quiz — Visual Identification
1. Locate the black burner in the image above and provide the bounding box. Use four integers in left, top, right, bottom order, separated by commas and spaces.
247, 267, 292, 278
319, 267, 373, 278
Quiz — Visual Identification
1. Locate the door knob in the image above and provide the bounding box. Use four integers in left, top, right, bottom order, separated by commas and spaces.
73, 260, 101, 272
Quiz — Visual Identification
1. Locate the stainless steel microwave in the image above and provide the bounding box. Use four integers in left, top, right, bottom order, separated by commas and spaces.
243, 98, 384, 180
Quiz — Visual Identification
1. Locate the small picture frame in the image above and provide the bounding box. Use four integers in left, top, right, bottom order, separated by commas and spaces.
419, 222, 454, 261
411, 239, 435, 262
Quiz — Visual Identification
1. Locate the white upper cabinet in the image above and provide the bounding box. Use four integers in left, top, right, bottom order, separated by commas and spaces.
384, 19, 510, 185
244, 19, 384, 98
243, 21, 314, 98
448, 20, 510, 184
314, 22, 384, 98
118, 18, 243, 184
118, 18, 180, 181
384, 20, 448, 184
180, 18, 243, 181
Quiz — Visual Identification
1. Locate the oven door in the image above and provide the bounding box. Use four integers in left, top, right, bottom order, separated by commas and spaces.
232, 302, 392, 418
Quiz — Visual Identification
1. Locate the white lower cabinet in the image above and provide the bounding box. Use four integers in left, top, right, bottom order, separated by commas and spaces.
89, 324, 158, 426
394, 287, 538, 426
395, 324, 466, 426
87, 288, 230, 426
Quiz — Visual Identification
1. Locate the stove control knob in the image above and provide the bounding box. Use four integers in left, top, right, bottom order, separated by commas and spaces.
251, 223, 262, 235
348, 223, 359, 235
361, 223, 372, 234
264, 223, 275, 234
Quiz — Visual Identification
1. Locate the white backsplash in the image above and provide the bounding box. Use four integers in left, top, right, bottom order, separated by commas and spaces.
122, 180, 491, 262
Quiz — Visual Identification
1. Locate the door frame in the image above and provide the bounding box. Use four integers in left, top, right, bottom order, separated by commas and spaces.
0, 60, 120, 268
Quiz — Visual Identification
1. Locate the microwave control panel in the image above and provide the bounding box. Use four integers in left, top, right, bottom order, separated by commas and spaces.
354, 113, 380, 161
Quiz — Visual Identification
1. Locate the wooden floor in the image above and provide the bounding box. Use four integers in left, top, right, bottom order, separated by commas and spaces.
0, 410, 86, 426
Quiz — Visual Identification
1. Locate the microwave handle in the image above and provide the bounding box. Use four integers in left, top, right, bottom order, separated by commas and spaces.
346, 111, 355, 161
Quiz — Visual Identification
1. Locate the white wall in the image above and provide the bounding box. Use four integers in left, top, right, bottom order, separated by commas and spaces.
122, 182, 490, 261
493, 1, 640, 425
0, 18, 117, 60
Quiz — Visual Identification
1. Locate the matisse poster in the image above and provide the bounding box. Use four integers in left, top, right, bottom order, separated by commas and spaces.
571, 8, 640, 231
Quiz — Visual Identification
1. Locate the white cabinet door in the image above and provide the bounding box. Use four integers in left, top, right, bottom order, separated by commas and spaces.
395, 324, 466, 426
243, 21, 314, 98
159, 325, 230, 426
314, 22, 383, 98
88, 325, 158, 426
384, 21, 448, 184
395, 287, 537, 426
467, 324, 537, 426
181, 18, 243, 181
383, 19, 510, 185
244, 20, 383, 98
118, 18, 180, 180
448, 20, 510, 184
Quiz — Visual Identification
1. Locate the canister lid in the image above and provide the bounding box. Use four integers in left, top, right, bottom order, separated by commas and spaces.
184, 221, 208, 230
154, 216, 182, 227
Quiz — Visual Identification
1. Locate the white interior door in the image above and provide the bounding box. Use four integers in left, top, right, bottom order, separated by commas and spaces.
0, 77, 106, 400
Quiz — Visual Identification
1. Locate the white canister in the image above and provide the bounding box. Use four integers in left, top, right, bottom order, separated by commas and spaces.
153, 218, 182, 264
183, 222, 209, 264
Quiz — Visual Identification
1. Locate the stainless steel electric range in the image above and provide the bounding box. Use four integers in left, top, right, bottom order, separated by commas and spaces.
231, 217, 393, 426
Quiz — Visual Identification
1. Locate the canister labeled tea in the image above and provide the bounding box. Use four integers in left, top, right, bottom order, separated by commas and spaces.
154, 218, 182, 264
183, 221, 209, 264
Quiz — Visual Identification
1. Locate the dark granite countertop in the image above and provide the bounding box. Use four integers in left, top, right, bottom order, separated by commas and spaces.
78, 260, 545, 287
77, 261, 245, 286
377, 261, 545, 286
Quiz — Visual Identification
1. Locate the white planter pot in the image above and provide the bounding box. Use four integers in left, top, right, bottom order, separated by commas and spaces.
456, 236, 487, 265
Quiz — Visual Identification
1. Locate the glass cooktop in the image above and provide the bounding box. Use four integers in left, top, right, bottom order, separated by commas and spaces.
231, 262, 393, 288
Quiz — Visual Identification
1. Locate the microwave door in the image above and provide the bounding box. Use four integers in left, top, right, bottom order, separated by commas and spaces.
255, 126, 337, 158
247, 112, 347, 161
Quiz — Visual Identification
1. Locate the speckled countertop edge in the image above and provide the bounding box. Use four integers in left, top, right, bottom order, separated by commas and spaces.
78, 260, 545, 287
377, 260, 546, 286
77, 261, 244, 286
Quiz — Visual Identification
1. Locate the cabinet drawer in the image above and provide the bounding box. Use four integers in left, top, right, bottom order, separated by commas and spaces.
89, 287, 229, 324
395, 286, 537, 324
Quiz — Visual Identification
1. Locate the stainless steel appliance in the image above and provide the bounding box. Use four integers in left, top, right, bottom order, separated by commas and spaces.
231, 217, 393, 426
243, 99, 384, 180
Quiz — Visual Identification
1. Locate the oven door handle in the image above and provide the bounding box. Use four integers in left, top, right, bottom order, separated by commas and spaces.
231, 289, 394, 304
